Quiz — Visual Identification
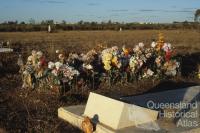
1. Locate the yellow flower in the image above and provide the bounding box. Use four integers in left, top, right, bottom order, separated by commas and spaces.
198, 73, 200, 79
103, 59, 111, 70
111, 56, 118, 66
103, 60, 110, 65
104, 64, 111, 70
102, 53, 112, 61
122, 45, 129, 56
156, 33, 164, 51
123, 48, 129, 56
156, 43, 164, 51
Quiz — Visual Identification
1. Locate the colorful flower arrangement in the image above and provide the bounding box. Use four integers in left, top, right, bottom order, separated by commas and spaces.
22, 33, 180, 91
48, 61, 80, 85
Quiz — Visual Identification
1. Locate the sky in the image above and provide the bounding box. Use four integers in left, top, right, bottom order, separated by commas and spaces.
0, 0, 199, 23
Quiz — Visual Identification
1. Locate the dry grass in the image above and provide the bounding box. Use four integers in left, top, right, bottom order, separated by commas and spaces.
0, 30, 200, 54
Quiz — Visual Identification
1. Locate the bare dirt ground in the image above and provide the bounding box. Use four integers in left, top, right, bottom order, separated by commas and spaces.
0, 30, 200, 133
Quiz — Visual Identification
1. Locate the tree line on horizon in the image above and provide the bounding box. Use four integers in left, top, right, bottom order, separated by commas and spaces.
0, 9, 199, 32
0, 20, 199, 32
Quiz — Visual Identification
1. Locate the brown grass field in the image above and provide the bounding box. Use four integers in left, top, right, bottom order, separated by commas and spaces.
0, 30, 200, 54
0, 30, 200, 132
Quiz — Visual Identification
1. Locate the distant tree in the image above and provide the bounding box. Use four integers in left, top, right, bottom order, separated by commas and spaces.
7, 21, 18, 25
62, 20, 66, 25
78, 20, 84, 25
40, 20, 54, 25
194, 9, 200, 22
91, 21, 97, 26
46, 20, 54, 25
29, 18, 36, 24
41, 20, 46, 25
108, 20, 112, 24
20, 21, 26, 25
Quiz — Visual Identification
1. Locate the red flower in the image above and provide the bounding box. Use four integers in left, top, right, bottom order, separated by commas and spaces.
165, 50, 171, 61
39, 56, 47, 67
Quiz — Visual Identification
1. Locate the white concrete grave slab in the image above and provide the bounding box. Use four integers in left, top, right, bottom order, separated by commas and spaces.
58, 92, 159, 132
84, 92, 159, 130
58, 86, 200, 133
0, 48, 13, 53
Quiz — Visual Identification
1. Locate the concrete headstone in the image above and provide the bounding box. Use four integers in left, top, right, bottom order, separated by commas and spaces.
84, 92, 158, 130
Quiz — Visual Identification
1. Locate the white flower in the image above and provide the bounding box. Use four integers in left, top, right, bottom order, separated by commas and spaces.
31, 50, 37, 56
27, 55, 33, 62
133, 45, 140, 52
83, 63, 93, 70
111, 46, 118, 51
55, 62, 62, 70
164, 60, 179, 76
140, 55, 147, 63
129, 56, 137, 72
56, 50, 60, 53
52, 69, 58, 76
48, 61, 55, 69
139, 42, 144, 48
62, 64, 80, 79
146, 53, 152, 58
36, 51, 43, 58
167, 43, 172, 49
147, 69, 154, 76
155, 56, 162, 67
165, 70, 176, 76
176, 62, 180, 68
73, 54, 79, 59
151, 42, 157, 48
162, 43, 172, 52
143, 69, 154, 78
73, 70, 80, 76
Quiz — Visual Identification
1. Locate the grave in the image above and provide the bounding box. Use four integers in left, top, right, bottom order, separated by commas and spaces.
58, 86, 200, 132
84, 92, 158, 130
0, 48, 13, 53
58, 92, 159, 133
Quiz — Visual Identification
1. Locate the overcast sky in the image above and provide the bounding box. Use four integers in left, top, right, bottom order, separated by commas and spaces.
0, 0, 199, 23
